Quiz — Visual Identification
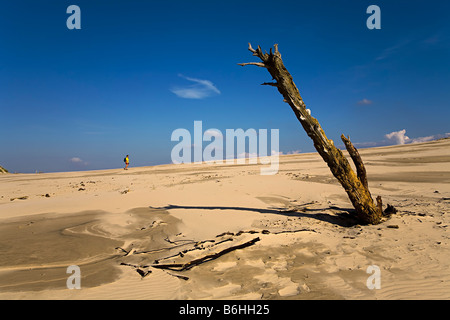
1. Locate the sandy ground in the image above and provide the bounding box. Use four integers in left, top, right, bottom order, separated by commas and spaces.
0, 138, 449, 300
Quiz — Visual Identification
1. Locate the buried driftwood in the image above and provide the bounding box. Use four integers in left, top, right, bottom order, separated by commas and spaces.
151, 229, 316, 266
151, 237, 260, 272
239, 43, 395, 225
118, 228, 319, 279
10, 196, 28, 201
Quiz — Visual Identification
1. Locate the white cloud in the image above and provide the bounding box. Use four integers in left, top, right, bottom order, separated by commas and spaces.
385, 129, 410, 145
237, 152, 258, 159
70, 157, 88, 165
271, 150, 282, 156
385, 130, 449, 146
357, 98, 373, 106
350, 131, 448, 149
171, 74, 221, 99
285, 150, 302, 155
410, 135, 436, 144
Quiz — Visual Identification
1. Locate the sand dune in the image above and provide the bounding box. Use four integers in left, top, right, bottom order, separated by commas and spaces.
0, 139, 449, 300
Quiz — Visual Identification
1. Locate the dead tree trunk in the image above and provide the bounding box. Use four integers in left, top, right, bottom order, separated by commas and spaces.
239, 43, 383, 225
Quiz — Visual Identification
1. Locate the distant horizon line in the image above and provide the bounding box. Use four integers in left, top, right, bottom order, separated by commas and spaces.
3, 136, 449, 175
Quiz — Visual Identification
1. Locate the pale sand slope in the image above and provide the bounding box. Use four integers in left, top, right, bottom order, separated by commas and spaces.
0, 138, 449, 300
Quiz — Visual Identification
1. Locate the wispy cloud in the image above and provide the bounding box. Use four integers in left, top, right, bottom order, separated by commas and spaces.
171, 74, 221, 99
375, 33, 445, 62
376, 39, 412, 61
422, 31, 450, 46
284, 150, 302, 155
70, 157, 88, 166
357, 98, 373, 106
423, 34, 441, 45
350, 131, 449, 149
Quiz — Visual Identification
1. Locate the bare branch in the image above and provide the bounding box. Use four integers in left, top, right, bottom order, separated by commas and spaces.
248, 43, 257, 54
252, 45, 268, 61
341, 134, 369, 189
274, 43, 279, 54
237, 62, 266, 68
261, 82, 278, 87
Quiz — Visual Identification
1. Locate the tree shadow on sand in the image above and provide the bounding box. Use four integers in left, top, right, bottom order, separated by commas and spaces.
149, 204, 360, 228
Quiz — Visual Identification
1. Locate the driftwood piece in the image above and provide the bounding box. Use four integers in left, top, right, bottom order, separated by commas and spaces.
272, 228, 317, 235
239, 43, 387, 225
119, 263, 152, 278
151, 237, 260, 272
136, 268, 152, 278
10, 196, 28, 201
167, 273, 190, 281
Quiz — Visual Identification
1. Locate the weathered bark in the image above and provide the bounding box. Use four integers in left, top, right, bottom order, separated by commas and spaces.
341, 135, 369, 190
239, 44, 383, 225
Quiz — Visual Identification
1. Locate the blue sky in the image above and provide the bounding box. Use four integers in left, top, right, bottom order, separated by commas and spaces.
1, 0, 449, 173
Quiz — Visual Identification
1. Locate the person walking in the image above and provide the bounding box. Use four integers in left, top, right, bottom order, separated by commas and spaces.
124, 155, 129, 170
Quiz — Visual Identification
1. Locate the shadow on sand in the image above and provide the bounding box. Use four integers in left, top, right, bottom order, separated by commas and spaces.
149, 204, 360, 227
